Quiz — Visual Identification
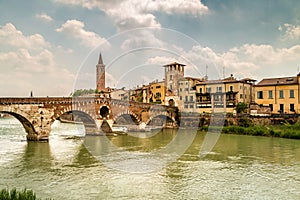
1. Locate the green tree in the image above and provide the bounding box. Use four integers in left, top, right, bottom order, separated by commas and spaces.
236, 102, 248, 114
72, 89, 97, 97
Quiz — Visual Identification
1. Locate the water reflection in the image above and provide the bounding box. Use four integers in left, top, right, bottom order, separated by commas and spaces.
1, 117, 300, 199
72, 144, 99, 168
20, 142, 54, 172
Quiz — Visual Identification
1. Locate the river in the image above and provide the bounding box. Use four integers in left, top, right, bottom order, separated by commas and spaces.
0, 117, 299, 199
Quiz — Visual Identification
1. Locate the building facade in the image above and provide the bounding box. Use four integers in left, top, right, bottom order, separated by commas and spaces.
255, 73, 300, 114
149, 81, 165, 104
110, 88, 129, 101
195, 75, 255, 113
178, 77, 201, 112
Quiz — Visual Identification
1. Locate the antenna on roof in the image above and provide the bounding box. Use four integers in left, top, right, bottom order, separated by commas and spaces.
205, 65, 208, 80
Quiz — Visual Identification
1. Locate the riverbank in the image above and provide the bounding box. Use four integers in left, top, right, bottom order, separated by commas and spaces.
200, 124, 300, 139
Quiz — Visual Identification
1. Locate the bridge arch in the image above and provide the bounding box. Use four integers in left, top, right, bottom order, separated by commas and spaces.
0, 111, 37, 136
53, 109, 98, 135
146, 114, 176, 127
113, 111, 141, 125
52, 105, 97, 123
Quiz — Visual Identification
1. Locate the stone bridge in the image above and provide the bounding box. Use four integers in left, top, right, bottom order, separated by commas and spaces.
0, 97, 179, 141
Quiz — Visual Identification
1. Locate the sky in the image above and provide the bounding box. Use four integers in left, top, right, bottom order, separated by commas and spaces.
1, 0, 300, 97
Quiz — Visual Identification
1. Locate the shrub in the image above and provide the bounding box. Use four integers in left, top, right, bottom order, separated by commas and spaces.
0, 188, 52, 200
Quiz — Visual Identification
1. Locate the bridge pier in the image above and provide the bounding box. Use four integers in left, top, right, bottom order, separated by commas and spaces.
26, 132, 49, 141
0, 97, 180, 141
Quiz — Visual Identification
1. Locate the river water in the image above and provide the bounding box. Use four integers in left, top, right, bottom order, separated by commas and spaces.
0, 117, 299, 200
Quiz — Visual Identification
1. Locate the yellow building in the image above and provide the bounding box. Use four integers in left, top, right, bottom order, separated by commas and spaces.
129, 85, 150, 103
255, 73, 300, 114
195, 75, 256, 113
149, 81, 165, 104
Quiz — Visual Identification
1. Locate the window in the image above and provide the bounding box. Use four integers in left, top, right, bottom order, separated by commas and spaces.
290, 104, 295, 112
155, 92, 161, 98
217, 86, 222, 92
190, 96, 193, 102
170, 75, 172, 80
279, 90, 284, 99
268, 90, 273, 99
185, 88, 188, 91
257, 91, 263, 99
269, 104, 273, 112
207, 87, 211, 93
199, 88, 203, 93
185, 96, 188, 102
184, 104, 188, 108
180, 96, 182, 101
290, 90, 295, 98
230, 86, 233, 92
279, 104, 284, 113
179, 88, 182, 92
156, 86, 161, 89
189, 105, 194, 108
169, 84, 172, 90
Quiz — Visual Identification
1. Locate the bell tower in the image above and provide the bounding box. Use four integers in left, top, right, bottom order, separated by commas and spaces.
96, 53, 105, 92
163, 62, 185, 96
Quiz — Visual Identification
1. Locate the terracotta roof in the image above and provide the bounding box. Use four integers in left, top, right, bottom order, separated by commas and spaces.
179, 77, 203, 81
194, 77, 255, 85
256, 76, 298, 86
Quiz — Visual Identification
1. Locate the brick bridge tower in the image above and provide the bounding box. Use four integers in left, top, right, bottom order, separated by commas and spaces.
96, 53, 105, 92
163, 62, 185, 96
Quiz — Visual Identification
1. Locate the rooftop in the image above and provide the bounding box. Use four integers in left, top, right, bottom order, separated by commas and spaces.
256, 76, 298, 86
163, 62, 186, 67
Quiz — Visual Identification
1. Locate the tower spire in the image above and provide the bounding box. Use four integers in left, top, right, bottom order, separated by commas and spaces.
98, 52, 103, 64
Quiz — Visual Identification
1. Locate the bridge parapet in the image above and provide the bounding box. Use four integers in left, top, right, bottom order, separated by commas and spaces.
0, 97, 179, 141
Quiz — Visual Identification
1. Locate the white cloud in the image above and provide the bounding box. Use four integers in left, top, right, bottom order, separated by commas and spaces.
229, 44, 300, 65
0, 49, 75, 96
36, 13, 53, 22
0, 23, 50, 50
147, 56, 176, 65
56, 19, 110, 48
145, 0, 208, 17
55, 0, 208, 31
121, 29, 165, 50
279, 23, 300, 41
54, 0, 209, 50
146, 43, 300, 80
0, 22, 75, 96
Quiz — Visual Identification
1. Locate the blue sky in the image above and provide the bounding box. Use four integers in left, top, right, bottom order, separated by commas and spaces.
1, 0, 300, 96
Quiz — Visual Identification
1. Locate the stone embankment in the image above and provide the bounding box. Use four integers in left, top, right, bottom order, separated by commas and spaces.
179, 113, 300, 128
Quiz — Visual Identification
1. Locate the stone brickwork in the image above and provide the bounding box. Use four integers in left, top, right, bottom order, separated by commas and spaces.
0, 97, 179, 141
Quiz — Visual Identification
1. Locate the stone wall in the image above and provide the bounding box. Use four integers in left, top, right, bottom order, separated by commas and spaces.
179, 113, 300, 128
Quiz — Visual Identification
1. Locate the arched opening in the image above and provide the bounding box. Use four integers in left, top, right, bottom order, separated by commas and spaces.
147, 115, 174, 128
168, 99, 175, 107
114, 114, 139, 125
100, 106, 109, 118
0, 111, 36, 137
57, 110, 97, 136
